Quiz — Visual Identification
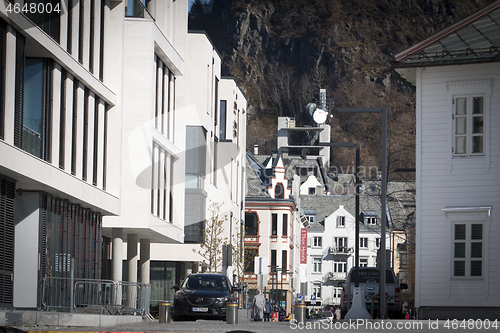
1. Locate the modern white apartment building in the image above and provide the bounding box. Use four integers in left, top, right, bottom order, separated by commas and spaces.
148, 31, 247, 303
101, 0, 188, 296
0, 0, 123, 308
0, 0, 211, 310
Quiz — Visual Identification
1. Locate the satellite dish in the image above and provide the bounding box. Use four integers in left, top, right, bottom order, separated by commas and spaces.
306, 103, 317, 117
313, 108, 327, 124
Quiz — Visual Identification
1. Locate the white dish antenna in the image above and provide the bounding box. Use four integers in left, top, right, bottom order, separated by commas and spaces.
313, 108, 327, 124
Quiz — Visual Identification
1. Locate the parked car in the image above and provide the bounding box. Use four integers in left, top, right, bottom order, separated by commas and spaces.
340, 267, 407, 319
172, 273, 235, 321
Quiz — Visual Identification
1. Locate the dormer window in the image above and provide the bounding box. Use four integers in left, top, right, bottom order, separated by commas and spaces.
275, 183, 284, 199
366, 217, 377, 225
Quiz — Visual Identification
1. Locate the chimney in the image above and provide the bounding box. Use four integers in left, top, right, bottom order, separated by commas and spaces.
254, 144, 259, 155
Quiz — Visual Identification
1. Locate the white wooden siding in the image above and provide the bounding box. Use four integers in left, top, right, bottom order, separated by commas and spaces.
417, 62, 500, 307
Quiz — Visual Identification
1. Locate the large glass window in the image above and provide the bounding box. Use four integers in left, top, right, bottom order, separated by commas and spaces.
23, 58, 52, 160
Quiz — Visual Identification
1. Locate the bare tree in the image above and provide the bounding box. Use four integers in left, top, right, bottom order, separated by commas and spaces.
193, 202, 228, 272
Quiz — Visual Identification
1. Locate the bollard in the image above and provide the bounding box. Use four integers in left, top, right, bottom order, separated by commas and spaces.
294, 303, 306, 324
226, 301, 238, 324
159, 301, 171, 323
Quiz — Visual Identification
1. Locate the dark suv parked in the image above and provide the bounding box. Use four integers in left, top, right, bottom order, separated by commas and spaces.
172, 273, 235, 321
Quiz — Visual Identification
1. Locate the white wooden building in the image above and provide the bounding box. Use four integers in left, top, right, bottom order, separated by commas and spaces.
393, 0, 500, 319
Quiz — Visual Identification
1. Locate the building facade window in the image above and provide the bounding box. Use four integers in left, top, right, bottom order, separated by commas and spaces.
312, 282, 321, 299
22, 58, 53, 161
313, 257, 322, 273
333, 259, 347, 273
375, 238, 381, 248
155, 55, 173, 138
337, 215, 345, 227
453, 223, 483, 278
219, 100, 226, 140
185, 126, 206, 189
151, 142, 173, 222
272, 213, 278, 236
282, 214, 287, 236
334, 237, 348, 252
453, 95, 485, 156
271, 249, 277, 270
275, 183, 284, 199
282, 250, 287, 270
244, 248, 258, 273
313, 236, 322, 248
360, 237, 368, 248
360, 258, 368, 267
245, 212, 258, 236
365, 217, 377, 225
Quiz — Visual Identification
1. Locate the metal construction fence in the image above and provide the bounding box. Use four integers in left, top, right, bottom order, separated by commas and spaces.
41, 277, 152, 319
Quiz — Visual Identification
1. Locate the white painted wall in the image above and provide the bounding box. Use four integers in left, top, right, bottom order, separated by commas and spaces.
415, 63, 500, 308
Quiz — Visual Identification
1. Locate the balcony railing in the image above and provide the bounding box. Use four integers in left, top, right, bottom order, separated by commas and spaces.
322, 271, 347, 283
323, 246, 353, 257
22, 125, 42, 158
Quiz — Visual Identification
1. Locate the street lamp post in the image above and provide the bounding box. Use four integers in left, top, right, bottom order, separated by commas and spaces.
318, 142, 360, 288
338, 107, 388, 319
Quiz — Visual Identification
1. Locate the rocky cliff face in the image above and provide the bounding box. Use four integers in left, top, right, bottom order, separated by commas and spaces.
189, 0, 495, 172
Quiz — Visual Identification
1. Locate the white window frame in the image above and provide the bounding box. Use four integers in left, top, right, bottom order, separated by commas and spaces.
312, 282, 322, 299
447, 81, 490, 168
333, 259, 347, 273
375, 237, 381, 248
365, 217, 377, 225
334, 237, 348, 252
337, 215, 346, 228
313, 236, 322, 248
360, 237, 368, 248
312, 257, 322, 273
452, 95, 485, 157
359, 258, 368, 267
443, 206, 491, 282
452, 222, 483, 279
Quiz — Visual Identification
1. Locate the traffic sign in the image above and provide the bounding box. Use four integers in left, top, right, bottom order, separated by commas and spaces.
311, 295, 316, 300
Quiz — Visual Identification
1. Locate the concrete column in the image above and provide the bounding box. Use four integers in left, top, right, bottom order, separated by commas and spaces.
140, 238, 150, 284
112, 228, 123, 283
127, 234, 138, 282
127, 234, 138, 308
112, 228, 123, 306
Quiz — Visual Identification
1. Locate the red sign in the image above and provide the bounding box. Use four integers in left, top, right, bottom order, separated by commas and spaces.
300, 228, 307, 264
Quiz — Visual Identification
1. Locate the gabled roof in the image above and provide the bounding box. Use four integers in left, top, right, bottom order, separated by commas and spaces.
392, 0, 500, 68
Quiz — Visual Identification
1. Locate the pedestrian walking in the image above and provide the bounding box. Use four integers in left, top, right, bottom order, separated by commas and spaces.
334, 306, 341, 320
252, 289, 266, 322
263, 298, 271, 322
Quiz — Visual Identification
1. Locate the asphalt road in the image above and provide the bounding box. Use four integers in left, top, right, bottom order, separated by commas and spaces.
4, 310, 499, 333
